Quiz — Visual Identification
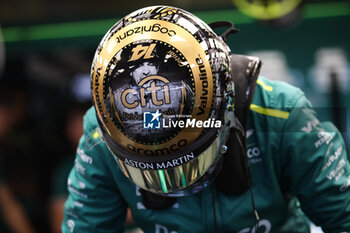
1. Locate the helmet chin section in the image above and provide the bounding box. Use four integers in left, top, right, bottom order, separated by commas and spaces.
113, 125, 229, 195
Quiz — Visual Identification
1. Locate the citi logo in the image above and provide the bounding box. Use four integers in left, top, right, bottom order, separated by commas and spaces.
122, 76, 171, 109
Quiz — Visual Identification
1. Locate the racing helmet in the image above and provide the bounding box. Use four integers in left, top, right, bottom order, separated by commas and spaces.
91, 6, 233, 195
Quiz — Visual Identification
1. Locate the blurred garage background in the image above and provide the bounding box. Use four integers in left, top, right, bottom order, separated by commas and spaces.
0, 0, 349, 232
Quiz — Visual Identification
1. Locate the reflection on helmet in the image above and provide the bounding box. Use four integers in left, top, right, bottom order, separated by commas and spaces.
91, 6, 232, 195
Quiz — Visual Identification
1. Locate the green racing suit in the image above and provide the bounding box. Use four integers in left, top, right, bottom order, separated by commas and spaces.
62, 77, 350, 233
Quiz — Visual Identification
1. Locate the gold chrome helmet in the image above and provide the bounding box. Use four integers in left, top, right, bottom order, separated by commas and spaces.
91, 6, 232, 195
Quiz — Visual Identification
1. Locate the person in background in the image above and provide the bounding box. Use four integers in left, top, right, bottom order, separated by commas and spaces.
0, 26, 39, 233
49, 74, 91, 233
50, 74, 137, 232
49, 102, 88, 233
0, 81, 37, 233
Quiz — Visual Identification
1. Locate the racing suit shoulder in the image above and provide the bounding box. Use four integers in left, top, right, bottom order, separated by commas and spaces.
249, 77, 350, 231
253, 77, 350, 231
279, 95, 350, 232
253, 76, 304, 110
248, 76, 304, 136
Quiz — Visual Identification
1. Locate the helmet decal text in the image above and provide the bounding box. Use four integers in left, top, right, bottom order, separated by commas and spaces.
121, 76, 171, 109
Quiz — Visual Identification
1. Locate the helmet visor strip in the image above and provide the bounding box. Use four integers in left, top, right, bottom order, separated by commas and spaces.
116, 127, 228, 194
